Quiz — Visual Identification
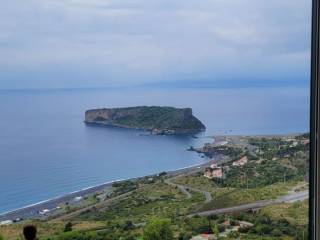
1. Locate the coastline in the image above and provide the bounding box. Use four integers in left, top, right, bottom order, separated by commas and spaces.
0, 159, 214, 222
84, 121, 206, 135
0, 132, 306, 222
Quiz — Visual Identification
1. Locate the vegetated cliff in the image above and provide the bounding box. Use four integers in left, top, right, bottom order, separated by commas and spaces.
85, 106, 206, 135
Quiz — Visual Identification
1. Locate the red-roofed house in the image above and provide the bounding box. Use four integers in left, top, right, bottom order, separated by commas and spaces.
232, 156, 248, 167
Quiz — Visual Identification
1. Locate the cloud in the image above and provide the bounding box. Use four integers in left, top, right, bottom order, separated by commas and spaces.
0, 0, 312, 89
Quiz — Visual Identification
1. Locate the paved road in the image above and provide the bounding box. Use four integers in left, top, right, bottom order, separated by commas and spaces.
50, 191, 134, 222
280, 190, 309, 203
188, 190, 308, 217
165, 179, 192, 199
56, 176, 214, 222
164, 178, 213, 203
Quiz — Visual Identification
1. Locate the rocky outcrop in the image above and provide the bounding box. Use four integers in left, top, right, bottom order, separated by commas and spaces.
85, 106, 206, 135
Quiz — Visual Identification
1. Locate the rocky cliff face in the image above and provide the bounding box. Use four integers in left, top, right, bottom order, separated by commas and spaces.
85, 106, 206, 135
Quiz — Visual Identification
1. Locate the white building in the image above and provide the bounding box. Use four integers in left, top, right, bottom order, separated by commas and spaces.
39, 209, 50, 215
0, 220, 13, 226
210, 163, 218, 169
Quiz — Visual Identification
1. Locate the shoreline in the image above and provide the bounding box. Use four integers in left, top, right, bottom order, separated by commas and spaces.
1, 132, 307, 222
84, 121, 206, 135
0, 160, 213, 222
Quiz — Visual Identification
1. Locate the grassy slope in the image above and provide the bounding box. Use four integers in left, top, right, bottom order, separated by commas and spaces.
173, 174, 300, 210
77, 183, 205, 222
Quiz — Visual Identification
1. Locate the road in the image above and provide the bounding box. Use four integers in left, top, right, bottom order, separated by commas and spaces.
54, 175, 214, 222
164, 178, 213, 203
49, 191, 134, 222
165, 179, 192, 199
280, 190, 309, 203
188, 190, 308, 217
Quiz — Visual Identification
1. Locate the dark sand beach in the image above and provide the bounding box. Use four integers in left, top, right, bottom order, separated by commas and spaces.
0, 160, 213, 222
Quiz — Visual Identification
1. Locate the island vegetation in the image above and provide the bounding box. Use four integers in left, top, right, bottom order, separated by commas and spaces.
85, 106, 206, 135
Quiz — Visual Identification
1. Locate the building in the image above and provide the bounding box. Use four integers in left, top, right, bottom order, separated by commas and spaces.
222, 220, 230, 227
39, 209, 50, 215
232, 156, 248, 166
191, 234, 217, 240
204, 169, 213, 179
214, 140, 228, 146
204, 165, 223, 179
0, 220, 13, 226
210, 163, 218, 169
302, 139, 310, 145
212, 168, 223, 178
289, 141, 298, 147
74, 196, 83, 202
238, 220, 254, 229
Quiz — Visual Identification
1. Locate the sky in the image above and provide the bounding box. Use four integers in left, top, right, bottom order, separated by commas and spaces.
0, 0, 312, 89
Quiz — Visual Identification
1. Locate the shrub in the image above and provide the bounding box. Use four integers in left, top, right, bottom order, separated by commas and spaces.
271, 228, 283, 237
64, 222, 73, 232
144, 218, 173, 240
178, 232, 192, 240
227, 231, 240, 238
122, 220, 134, 231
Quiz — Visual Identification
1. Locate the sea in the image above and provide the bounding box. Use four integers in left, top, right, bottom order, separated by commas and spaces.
0, 87, 309, 214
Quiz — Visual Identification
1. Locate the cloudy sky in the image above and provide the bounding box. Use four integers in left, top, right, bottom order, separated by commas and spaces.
0, 0, 312, 89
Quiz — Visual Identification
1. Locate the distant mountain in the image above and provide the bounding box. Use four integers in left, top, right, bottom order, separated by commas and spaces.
85, 106, 206, 135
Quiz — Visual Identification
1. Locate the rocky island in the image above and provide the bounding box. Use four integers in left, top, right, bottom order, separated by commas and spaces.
85, 106, 206, 135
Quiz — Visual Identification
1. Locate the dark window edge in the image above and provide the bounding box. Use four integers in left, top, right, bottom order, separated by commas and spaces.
310, 0, 319, 238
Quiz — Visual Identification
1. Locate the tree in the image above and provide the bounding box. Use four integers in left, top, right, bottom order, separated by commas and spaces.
212, 224, 220, 238
122, 220, 134, 231
64, 222, 73, 232
144, 218, 173, 240
178, 232, 192, 240
227, 231, 240, 238
207, 216, 213, 234
271, 228, 283, 237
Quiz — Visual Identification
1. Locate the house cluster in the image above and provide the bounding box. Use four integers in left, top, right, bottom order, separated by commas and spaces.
191, 220, 253, 239
219, 220, 253, 237
191, 234, 216, 240
39, 205, 61, 216
0, 217, 23, 226
204, 156, 248, 179
204, 162, 223, 179
0, 220, 13, 226
232, 156, 248, 167
285, 136, 309, 147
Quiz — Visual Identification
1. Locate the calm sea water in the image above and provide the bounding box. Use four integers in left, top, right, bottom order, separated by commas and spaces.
0, 87, 309, 214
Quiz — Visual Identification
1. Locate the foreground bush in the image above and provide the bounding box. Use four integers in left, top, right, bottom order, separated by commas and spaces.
143, 218, 173, 240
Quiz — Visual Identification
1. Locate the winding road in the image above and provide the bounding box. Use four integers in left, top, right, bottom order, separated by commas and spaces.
164, 177, 213, 203
164, 174, 309, 218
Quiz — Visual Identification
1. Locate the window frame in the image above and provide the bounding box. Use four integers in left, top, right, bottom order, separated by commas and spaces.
310, 0, 319, 238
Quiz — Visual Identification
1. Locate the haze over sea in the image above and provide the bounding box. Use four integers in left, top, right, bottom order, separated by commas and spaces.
0, 86, 309, 214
